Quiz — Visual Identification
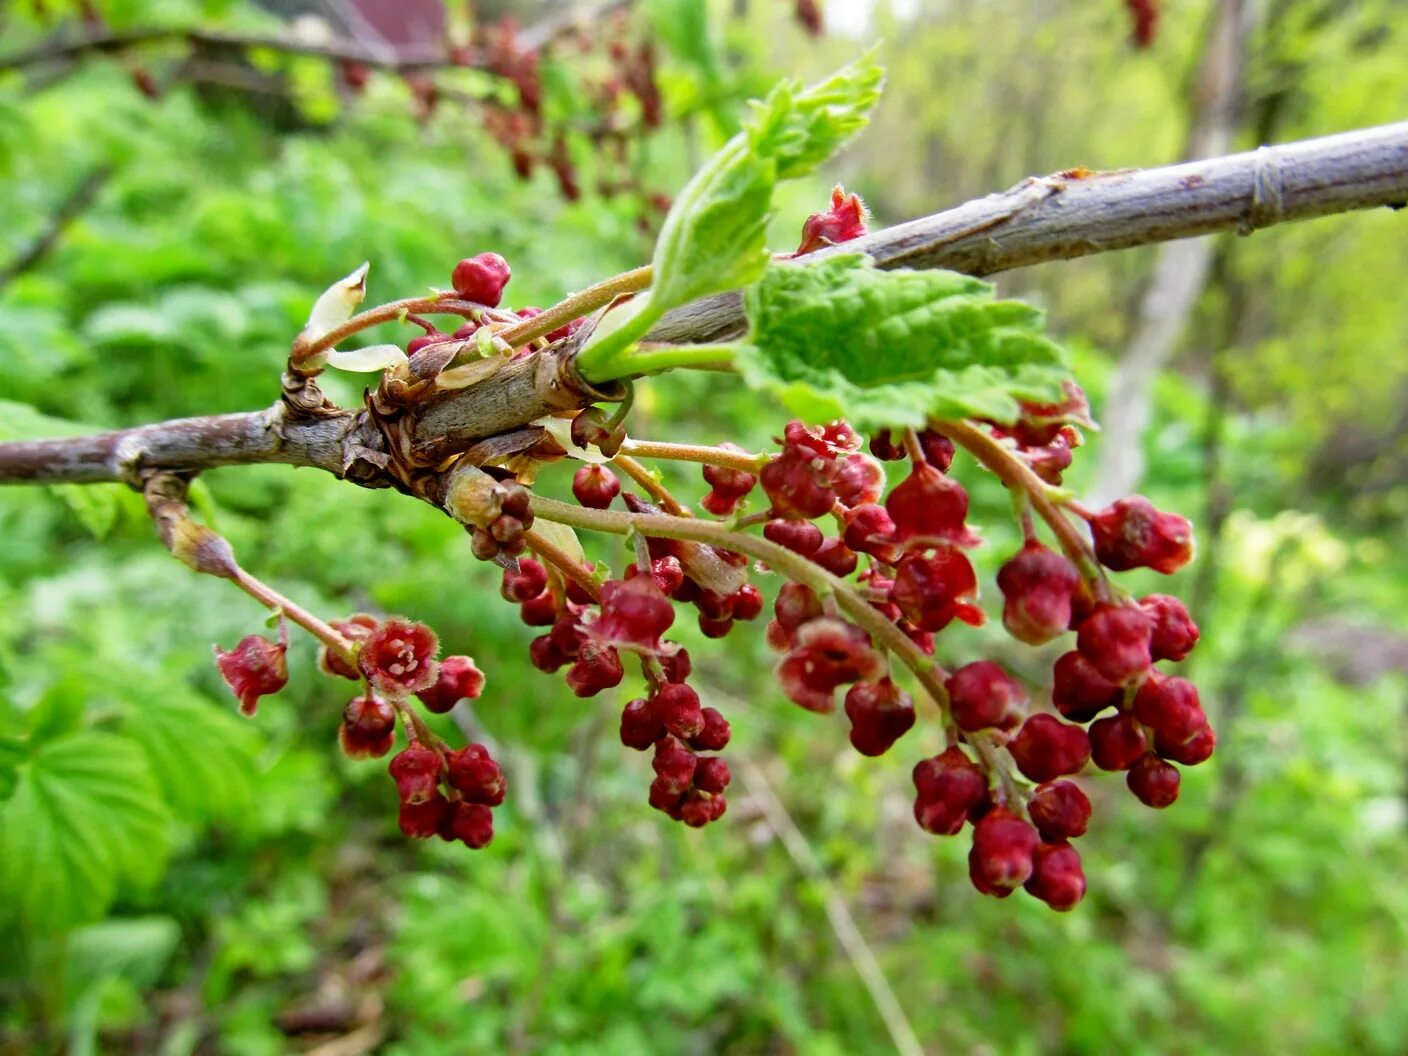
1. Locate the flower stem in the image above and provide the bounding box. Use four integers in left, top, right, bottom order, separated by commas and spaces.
931, 418, 1100, 579
617, 439, 766, 473
496, 265, 654, 349
290, 295, 520, 372
525, 495, 951, 711
580, 342, 738, 382
523, 528, 600, 601
229, 568, 356, 667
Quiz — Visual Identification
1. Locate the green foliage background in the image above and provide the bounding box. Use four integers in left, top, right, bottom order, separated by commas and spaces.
2, 1, 1407, 1053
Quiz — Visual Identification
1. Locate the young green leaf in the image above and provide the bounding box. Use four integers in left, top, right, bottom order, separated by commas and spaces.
732, 253, 1071, 428
0, 731, 171, 933
580, 55, 885, 378
650, 54, 884, 312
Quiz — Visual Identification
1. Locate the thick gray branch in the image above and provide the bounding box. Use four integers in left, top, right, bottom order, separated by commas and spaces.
2, 121, 1405, 488
649, 120, 1408, 344
0, 406, 352, 485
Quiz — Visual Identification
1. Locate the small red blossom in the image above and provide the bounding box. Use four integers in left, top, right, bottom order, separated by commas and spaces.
359, 618, 440, 697
795, 185, 868, 256
214, 629, 288, 716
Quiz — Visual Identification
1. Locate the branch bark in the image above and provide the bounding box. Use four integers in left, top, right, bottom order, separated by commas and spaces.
1, 121, 1405, 488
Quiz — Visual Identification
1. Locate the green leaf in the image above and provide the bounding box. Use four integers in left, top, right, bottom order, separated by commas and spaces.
579, 56, 883, 378
0, 734, 25, 801
733, 254, 1071, 429
744, 55, 886, 182
0, 731, 171, 933
120, 686, 259, 824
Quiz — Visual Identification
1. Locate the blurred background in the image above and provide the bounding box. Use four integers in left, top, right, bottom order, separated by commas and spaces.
1, 1, 1406, 1053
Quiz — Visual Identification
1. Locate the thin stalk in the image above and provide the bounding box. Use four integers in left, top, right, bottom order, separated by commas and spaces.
496, 265, 654, 348
581, 342, 737, 381
933, 418, 1100, 579
617, 438, 766, 473
291, 295, 518, 369
230, 568, 356, 666
526, 495, 950, 709
613, 454, 688, 515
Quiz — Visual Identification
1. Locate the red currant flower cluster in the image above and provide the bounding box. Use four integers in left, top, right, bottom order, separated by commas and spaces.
215, 600, 504, 850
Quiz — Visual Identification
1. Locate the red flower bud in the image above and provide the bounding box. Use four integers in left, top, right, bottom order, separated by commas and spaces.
415, 655, 485, 714
1024, 841, 1086, 911
1087, 496, 1194, 574
451, 252, 511, 307
389, 742, 442, 805
338, 695, 396, 759
945, 660, 1027, 731
445, 743, 506, 806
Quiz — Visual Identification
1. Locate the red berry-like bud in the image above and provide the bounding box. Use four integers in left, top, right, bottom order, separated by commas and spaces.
360, 618, 440, 697
917, 430, 956, 472
1009, 382, 1092, 448
677, 791, 724, 828
812, 537, 858, 577
1028, 780, 1091, 841
968, 806, 1039, 895
946, 660, 1028, 731
891, 550, 984, 633
730, 584, 763, 621
452, 320, 481, 341
1156, 723, 1216, 766
764, 518, 823, 556
698, 614, 734, 638
869, 430, 904, 461
593, 575, 675, 653
1007, 714, 1091, 782
841, 503, 900, 561
886, 464, 977, 548
445, 743, 506, 805
1024, 841, 1086, 911
693, 756, 731, 795
1050, 650, 1124, 722
415, 655, 485, 714
1133, 676, 1207, 745
320, 613, 378, 680
651, 682, 704, 740
549, 609, 585, 658
760, 451, 836, 520
702, 449, 758, 499
1127, 754, 1180, 807
529, 633, 569, 672
442, 801, 494, 849
451, 252, 511, 307
1087, 496, 1194, 574
398, 792, 450, 838
832, 453, 885, 507
1139, 594, 1200, 661
214, 633, 288, 715
338, 696, 396, 759
690, 706, 731, 752
389, 742, 442, 804
570, 407, 625, 457
565, 641, 625, 697
648, 776, 684, 814
620, 698, 665, 750
819, 421, 861, 452
775, 582, 823, 630
912, 746, 989, 836
572, 464, 620, 509
843, 678, 916, 756
652, 736, 697, 794
626, 556, 685, 596
1076, 604, 1153, 686
996, 541, 1082, 646
502, 558, 549, 602
659, 646, 692, 683
1088, 713, 1148, 772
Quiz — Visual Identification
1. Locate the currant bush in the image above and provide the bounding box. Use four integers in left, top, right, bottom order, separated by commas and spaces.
195, 68, 1210, 904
